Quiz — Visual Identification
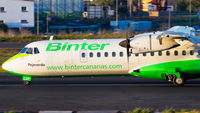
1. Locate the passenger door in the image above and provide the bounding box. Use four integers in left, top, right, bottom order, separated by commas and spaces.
129, 48, 139, 69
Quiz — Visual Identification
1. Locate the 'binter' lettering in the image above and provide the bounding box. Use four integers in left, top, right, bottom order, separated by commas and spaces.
46, 42, 110, 51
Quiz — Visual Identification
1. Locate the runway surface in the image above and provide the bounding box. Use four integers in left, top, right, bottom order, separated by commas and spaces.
0, 72, 200, 112
0, 42, 27, 48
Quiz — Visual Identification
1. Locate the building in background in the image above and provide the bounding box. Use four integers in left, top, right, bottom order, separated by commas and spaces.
0, 0, 34, 28
142, 0, 152, 12
35, 0, 84, 13
87, 6, 104, 18
142, 0, 168, 12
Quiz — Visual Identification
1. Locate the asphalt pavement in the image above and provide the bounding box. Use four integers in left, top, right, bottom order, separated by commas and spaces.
0, 42, 28, 48
0, 72, 200, 112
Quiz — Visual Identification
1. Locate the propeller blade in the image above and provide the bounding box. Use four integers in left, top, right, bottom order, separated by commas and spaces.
159, 38, 162, 45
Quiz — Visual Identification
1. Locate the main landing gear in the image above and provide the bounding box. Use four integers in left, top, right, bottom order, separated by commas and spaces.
22, 76, 32, 86
167, 74, 184, 86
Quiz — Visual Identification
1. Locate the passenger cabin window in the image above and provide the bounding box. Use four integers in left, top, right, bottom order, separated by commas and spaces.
20, 47, 28, 53
174, 50, 178, 56
26, 48, 33, 54
166, 51, 170, 56
135, 54, 139, 57
34, 48, 40, 54
158, 51, 162, 56
182, 50, 186, 56
21, 6, 28, 12
150, 52, 154, 56
198, 50, 200, 55
82, 53, 86, 58
143, 53, 146, 56
190, 50, 194, 55
89, 52, 93, 57
120, 52, 123, 57
0, 7, 6, 13
104, 52, 108, 57
112, 52, 116, 57
21, 20, 28, 24
97, 52, 101, 57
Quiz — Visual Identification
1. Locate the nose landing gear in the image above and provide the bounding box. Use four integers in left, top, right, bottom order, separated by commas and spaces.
22, 76, 32, 86
24, 80, 31, 86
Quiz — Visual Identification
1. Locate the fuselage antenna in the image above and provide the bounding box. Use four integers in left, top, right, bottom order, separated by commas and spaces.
49, 36, 54, 41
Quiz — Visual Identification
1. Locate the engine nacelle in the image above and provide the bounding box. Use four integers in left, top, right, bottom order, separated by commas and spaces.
129, 31, 178, 53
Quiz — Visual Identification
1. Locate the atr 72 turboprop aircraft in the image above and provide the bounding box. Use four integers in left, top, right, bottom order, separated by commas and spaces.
2, 26, 200, 86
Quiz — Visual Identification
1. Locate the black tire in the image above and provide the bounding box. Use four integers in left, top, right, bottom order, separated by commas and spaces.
24, 81, 31, 86
173, 76, 184, 86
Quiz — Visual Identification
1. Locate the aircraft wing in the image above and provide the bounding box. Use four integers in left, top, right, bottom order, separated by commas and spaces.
157, 26, 200, 47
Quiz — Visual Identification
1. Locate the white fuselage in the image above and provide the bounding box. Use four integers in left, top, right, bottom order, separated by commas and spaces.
2, 37, 200, 77
4, 39, 130, 76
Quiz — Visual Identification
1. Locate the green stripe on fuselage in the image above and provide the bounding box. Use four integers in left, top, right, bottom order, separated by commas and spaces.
130, 59, 200, 80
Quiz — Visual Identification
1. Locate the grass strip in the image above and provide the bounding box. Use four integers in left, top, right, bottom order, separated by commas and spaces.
0, 31, 132, 43
127, 108, 200, 113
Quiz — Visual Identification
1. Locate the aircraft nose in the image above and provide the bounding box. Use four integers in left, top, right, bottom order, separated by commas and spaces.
2, 61, 11, 72
2, 60, 15, 73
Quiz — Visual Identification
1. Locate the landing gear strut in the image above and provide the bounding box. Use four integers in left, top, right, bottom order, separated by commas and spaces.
167, 74, 184, 86
22, 76, 32, 86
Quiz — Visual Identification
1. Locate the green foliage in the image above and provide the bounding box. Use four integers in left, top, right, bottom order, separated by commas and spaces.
188, 0, 200, 13
126, 108, 200, 113
162, 109, 200, 113
133, 108, 142, 113
132, 0, 138, 7
92, 0, 114, 7
4, 110, 16, 113
163, 108, 176, 113
177, 0, 187, 12
0, 23, 8, 32
127, 108, 152, 113
177, 0, 200, 13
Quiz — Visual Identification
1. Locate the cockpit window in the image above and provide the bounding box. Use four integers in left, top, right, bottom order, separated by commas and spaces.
34, 47, 40, 54
20, 47, 40, 54
26, 48, 33, 54
20, 48, 28, 53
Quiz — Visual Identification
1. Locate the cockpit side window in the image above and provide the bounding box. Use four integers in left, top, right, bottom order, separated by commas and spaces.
26, 48, 33, 54
20, 48, 28, 53
34, 47, 40, 54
